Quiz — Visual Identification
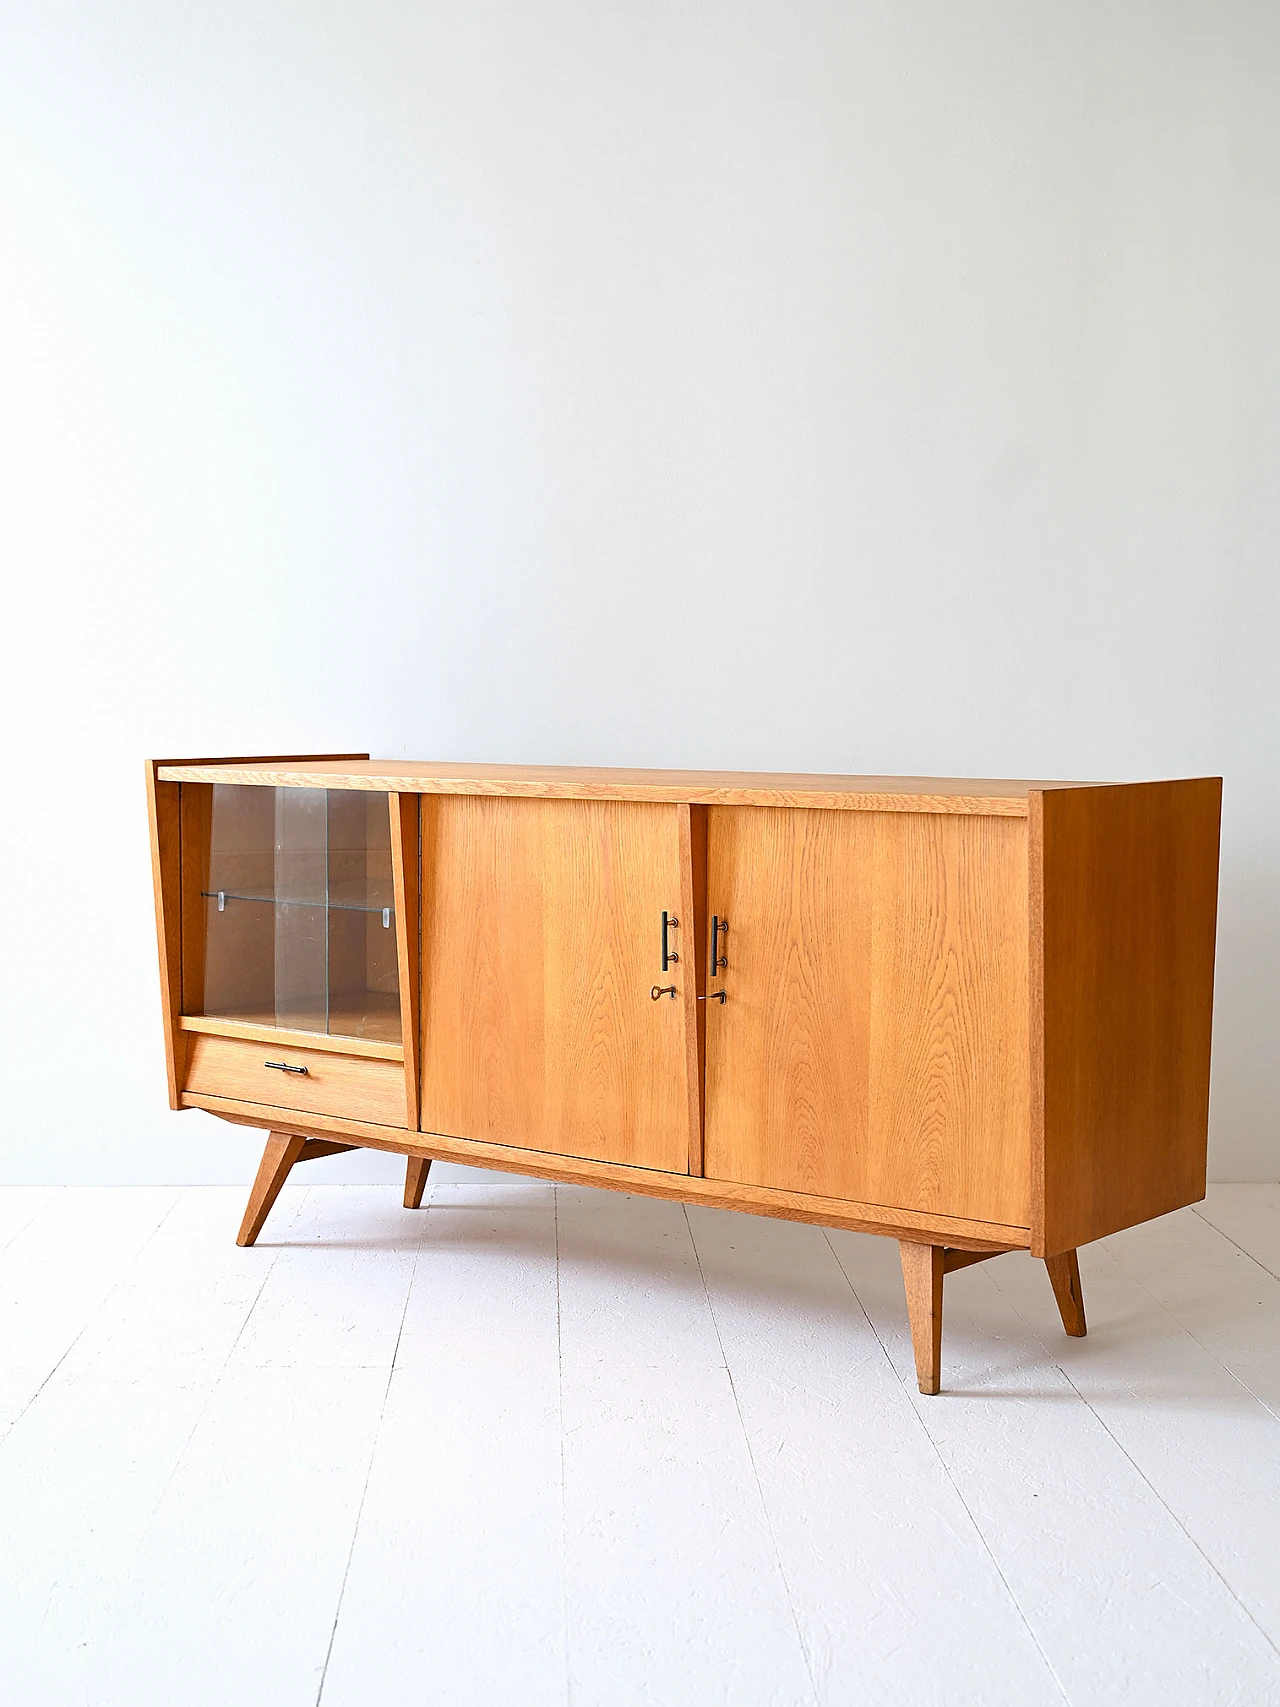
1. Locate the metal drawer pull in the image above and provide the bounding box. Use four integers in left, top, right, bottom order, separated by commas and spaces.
264, 1060, 308, 1075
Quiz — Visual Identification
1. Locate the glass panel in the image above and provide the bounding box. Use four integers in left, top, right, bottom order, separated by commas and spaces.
186, 782, 401, 1043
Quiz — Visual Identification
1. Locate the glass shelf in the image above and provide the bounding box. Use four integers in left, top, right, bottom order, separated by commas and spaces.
181, 784, 401, 1044
202, 890, 393, 922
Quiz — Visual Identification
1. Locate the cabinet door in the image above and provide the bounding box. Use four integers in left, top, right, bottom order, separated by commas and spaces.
419, 796, 694, 1172
704, 807, 1030, 1227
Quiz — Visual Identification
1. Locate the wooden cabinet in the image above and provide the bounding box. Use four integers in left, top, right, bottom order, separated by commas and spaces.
148, 758, 1222, 1393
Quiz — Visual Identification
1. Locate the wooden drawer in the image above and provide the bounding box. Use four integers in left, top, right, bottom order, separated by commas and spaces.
184, 1033, 407, 1127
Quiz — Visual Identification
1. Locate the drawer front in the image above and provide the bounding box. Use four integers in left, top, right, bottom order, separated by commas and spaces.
184, 1033, 407, 1127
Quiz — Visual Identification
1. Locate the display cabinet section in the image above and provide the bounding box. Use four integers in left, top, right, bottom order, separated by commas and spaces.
179, 783, 400, 1044
418, 795, 696, 1173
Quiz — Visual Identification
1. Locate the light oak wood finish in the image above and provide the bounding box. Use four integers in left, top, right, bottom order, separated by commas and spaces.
179, 1014, 402, 1061
236, 1132, 308, 1246
403, 1155, 432, 1210
149, 758, 1221, 1393
418, 796, 692, 1173
185, 1091, 1024, 1251
900, 1241, 945, 1395
235, 1132, 360, 1245
158, 760, 1095, 815
1045, 1249, 1087, 1337
705, 808, 1029, 1226
1030, 778, 1222, 1256
146, 762, 186, 1109
899, 1240, 1089, 1391
184, 1033, 408, 1127
676, 804, 705, 1176
389, 793, 422, 1129
942, 1248, 1002, 1274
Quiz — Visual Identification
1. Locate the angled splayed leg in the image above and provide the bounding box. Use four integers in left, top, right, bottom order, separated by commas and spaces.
236, 1133, 359, 1246
237, 1132, 308, 1247
1045, 1249, 1087, 1337
404, 1155, 432, 1210
899, 1241, 945, 1395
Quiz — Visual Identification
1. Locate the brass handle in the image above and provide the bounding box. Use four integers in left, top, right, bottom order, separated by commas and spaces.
650, 985, 677, 1001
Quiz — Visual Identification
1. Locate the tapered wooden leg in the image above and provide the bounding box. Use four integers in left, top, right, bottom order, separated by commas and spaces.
900, 1241, 945, 1395
1045, 1249, 1087, 1337
237, 1132, 307, 1247
404, 1155, 432, 1210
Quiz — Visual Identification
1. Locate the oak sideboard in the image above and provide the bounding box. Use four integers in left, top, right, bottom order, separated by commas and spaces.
147, 756, 1222, 1393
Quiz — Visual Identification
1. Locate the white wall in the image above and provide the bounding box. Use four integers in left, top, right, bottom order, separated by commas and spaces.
0, 1, 1276, 1185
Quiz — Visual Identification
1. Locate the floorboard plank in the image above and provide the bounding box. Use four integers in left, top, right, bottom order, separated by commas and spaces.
990, 1234, 1280, 1670
228, 1185, 428, 1370
320, 1183, 565, 1706
830, 1233, 1280, 1705
687, 1207, 1063, 1706
0, 1187, 179, 1435
0, 1185, 60, 1253
0, 1187, 304, 1706
1195, 1186, 1280, 1280
557, 1189, 815, 1707
88, 1366, 390, 1707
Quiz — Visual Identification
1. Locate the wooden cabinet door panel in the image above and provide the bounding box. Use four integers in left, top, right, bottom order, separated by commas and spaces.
419, 796, 692, 1173
703, 807, 874, 1197
704, 808, 1029, 1226
864, 813, 1029, 1226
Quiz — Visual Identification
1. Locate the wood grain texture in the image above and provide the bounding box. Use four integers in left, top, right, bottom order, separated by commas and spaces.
388, 793, 421, 1129
185, 1094, 1026, 1250
864, 811, 1030, 1226
183, 1034, 408, 1128
677, 804, 705, 1176
418, 796, 692, 1173
705, 808, 1029, 1226
179, 1014, 402, 1062
236, 1132, 307, 1246
157, 759, 1103, 816
899, 1242, 945, 1395
943, 1248, 1002, 1274
1045, 1249, 1087, 1337
705, 805, 874, 1199
403, 1155, 431, 1209
1031, 778, 1222, 1257
146, 762, 187, 1109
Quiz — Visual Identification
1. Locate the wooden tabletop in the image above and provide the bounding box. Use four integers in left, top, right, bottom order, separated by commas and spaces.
154, 758, 1120, 815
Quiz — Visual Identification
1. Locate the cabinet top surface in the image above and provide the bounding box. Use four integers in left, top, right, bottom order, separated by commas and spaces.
151, 758, 1145, 815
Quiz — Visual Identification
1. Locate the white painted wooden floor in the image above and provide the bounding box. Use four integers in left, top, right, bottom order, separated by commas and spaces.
2, 1180, 1279, 1706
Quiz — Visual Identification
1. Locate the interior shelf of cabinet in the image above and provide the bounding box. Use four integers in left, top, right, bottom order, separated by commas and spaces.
179, 993, 405, 1057
203, 890, 394, 925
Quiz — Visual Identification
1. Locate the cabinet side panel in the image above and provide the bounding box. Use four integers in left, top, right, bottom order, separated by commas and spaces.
866, 813, 1030, 1226
146, 764, 186, 1109
1034, 779, 1222, 1256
